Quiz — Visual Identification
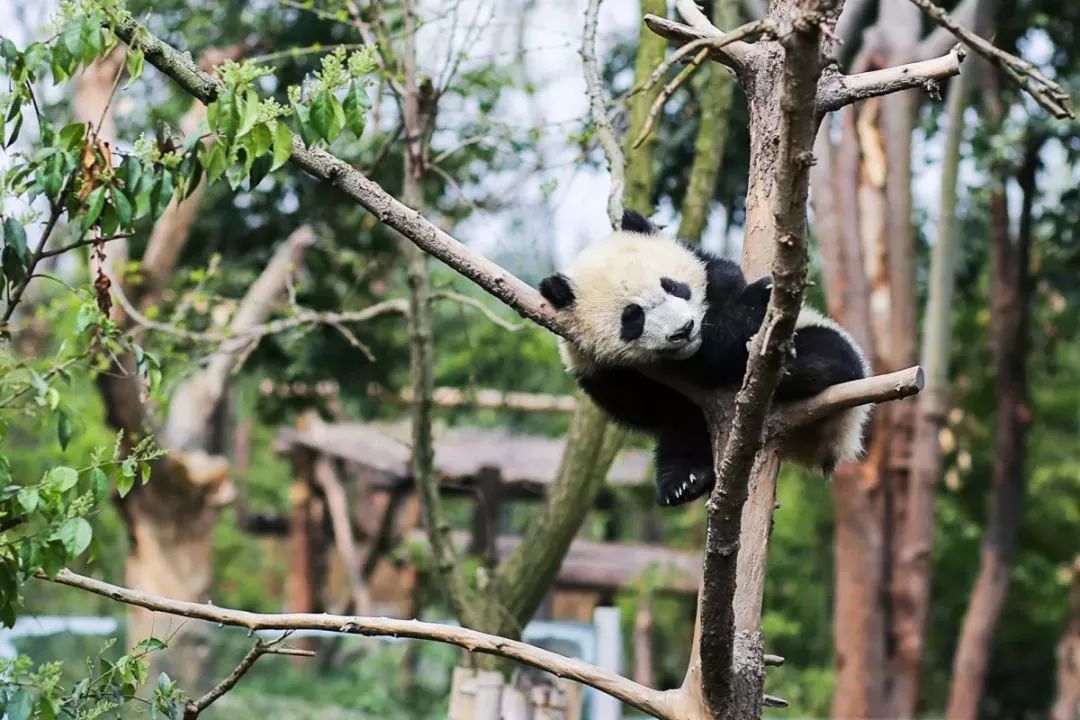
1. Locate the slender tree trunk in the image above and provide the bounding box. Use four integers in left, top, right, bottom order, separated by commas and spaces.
946, 132, 1038, 720
1053, 556, 1080, 720
890, 61, 973, 718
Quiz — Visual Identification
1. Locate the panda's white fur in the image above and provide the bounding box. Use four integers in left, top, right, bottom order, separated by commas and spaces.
551, 226, 870, 477
556, 229, 708, 374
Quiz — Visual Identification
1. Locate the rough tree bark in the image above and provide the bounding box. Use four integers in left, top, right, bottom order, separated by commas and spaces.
945, 127, 1039, 720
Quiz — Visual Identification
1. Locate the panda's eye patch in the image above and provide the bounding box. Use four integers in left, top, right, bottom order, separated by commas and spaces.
620, 304, 645, 341
661, 277, 691, 300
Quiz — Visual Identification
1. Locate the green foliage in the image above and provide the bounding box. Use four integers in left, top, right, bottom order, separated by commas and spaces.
0, 638, 185, 719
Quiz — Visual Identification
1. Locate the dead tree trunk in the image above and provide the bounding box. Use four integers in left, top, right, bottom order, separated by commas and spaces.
945, 130, 1039, 720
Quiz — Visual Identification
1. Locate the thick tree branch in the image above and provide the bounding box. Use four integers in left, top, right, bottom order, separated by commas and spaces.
781, 365, 924, 428
44, 569, 674, 719
817, 45, 966, 113
907, 0, 1073, 118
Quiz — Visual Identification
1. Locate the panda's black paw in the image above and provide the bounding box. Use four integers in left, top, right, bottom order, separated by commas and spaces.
656, 465, 715, 507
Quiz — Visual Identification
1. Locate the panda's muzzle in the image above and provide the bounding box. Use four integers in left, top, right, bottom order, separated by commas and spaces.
667, 320, 695, 343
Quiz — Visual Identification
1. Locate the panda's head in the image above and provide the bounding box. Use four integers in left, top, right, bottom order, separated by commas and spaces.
539, 210, 708, 367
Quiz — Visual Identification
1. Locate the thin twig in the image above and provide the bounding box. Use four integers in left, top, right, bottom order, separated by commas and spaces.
109, 273, 408, 343
93, 52, 126, 140
632, 18, 773, 101
907, 0, 1073, 118
632, 47, 709, 149
580, 0, 625, 228
183, 633, 314, 719
38, 232, 134, 259
432, 290, 521, 332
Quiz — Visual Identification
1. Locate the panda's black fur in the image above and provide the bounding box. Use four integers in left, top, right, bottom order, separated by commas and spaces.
540, 210, 869, 507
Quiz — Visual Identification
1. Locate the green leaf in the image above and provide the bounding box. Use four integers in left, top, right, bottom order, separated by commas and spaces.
308, 90, 345, 144
200, 140, 229, 184
90, 467, 109, 502
57, 408, 74, 450
111, 186, 133, 227
47, 466, 79, 491
343, 82, 369, 137
81, 185, 107, 230
236, 88, 259, 138
4, 110, 22, 148
3, 216, 29, 265
16, 486, 38, 513
6, 688, 33, 720
134, 169, 155, 218
249, 122, 273, 157
116, 470, 135, 498
118, 156, 142, 200
150, 171, 175, 219
136, 637, 168, 652
57, 517, 93, 555
62, 28, 83, 59
248, 152, 273, 189
271, 121, 293, 171
125, 48, 144, 87
58, 122, 86, 152
99, 203, 119, 237
39, 539, 67, 577
50, 41, 71, 82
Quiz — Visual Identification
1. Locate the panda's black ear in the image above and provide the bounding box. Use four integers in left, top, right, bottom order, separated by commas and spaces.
621, 209, 658, 235
539, 273, 576, 310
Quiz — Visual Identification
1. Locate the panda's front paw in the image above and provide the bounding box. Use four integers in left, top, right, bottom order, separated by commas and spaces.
656, 465, 715, 507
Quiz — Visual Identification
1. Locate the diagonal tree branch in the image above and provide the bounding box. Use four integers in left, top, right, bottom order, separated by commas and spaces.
907, 0, 1073, 118
109, 13, 564, 337
183, 633, 314, 719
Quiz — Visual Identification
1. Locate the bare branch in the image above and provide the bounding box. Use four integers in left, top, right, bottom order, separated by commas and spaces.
632, 20, 775, 149
907, 0, 1074, 118
916, 0, 979, 58
580, 0, 625, 228
44, 569, 676, 719
780, 365, 925, 428
817, 45, 966, 114
673, 0, 756, 67
432, 290, 522, 332
642, 14, 752, 72
183, 633, 312, 719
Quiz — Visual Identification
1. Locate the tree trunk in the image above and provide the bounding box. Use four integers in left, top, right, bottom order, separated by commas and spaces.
945, 132, 1037, 720
1052, 556, 1080, 720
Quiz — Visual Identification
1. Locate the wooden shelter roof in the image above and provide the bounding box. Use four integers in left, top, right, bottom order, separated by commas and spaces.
276, 421, 652, 488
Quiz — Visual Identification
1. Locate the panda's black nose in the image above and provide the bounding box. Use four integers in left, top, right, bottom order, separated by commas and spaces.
668, 320, 694, 342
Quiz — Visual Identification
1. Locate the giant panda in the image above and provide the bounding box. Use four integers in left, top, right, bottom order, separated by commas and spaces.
539, 210, 870, 507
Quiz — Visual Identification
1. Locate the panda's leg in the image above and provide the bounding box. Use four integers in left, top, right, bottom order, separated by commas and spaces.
655, 414, 715, 507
